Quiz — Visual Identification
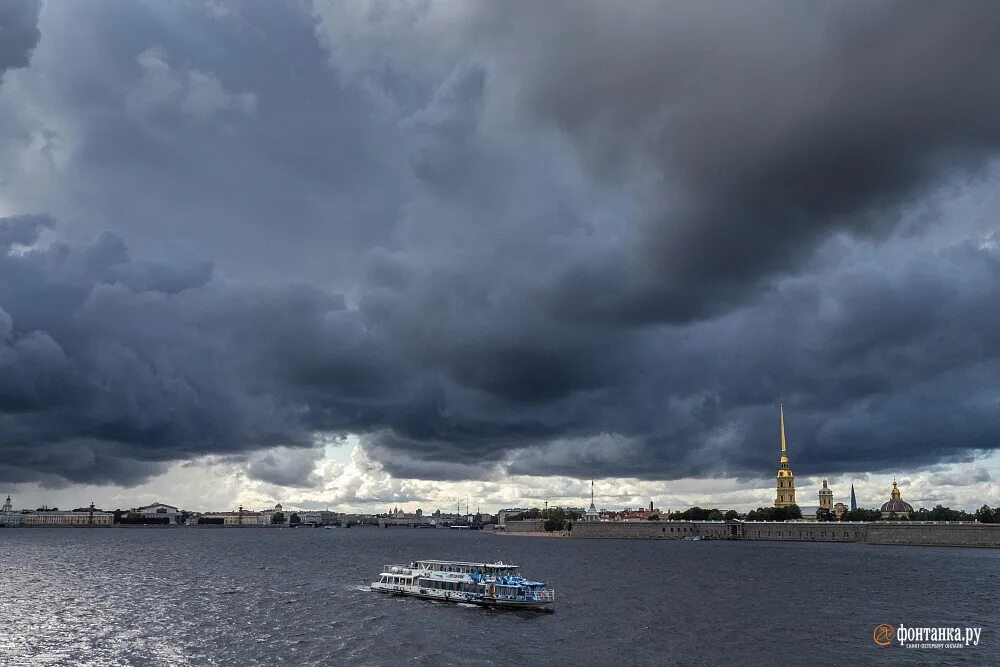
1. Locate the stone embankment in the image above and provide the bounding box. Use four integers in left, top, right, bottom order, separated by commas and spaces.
502, 519, 1000, 547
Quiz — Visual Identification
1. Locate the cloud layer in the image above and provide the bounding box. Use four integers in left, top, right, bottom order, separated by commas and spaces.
0, 1, 999, 492
0, 0, 41, 84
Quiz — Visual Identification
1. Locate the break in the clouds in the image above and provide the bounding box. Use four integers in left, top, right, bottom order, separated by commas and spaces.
1, 1, 999, 500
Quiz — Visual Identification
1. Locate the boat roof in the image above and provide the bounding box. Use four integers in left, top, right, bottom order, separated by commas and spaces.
414, 559, 519, 569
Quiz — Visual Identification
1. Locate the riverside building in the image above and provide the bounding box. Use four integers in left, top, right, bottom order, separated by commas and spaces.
198, 505, 268, 525
1, 495, 20, 526
23, 502, 113, 526
133, 502, 182, 524
2, 496, 113, 526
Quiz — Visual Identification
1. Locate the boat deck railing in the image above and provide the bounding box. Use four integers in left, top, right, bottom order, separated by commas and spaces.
383, 564, 412, 574
494, 589, 555, 602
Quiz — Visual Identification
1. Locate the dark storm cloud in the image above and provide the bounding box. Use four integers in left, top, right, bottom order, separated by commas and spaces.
0, 217, 387, 485
2, 2, 1000, 487
0, 0, 40, 83
0, 0, 403, 285
245, 447, 323, 488
507, 235, 1000, 479
480, 1, 1000, 324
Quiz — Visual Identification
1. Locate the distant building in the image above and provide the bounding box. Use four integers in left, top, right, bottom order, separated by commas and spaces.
850, 484, 858, 511
199, 505, 268, 526
497, 508, 529, 527
774, 404, 796, 508
880, 481, 913, 519
795, 479, 836, 521
833, 502, 847, 520
261, 503, 285, 524
583, 482, 600, 522
133, 502, 182, 524
819, 479, 833, 512
800, 506, 820, 521
1, 495, 20, 526
20, 502, 113, 526
298, 510, 338, 526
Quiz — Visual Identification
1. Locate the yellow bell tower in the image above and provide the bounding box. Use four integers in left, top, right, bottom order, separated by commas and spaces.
774, 403, 796, 508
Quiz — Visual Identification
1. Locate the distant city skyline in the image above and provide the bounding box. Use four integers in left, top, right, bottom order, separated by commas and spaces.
4, 444, 997, 515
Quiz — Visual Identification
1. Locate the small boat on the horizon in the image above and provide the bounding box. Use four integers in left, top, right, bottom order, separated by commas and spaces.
371, 560, 555, 612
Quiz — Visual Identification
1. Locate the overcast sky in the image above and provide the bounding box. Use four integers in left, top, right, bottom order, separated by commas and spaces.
1, 1, 999, 513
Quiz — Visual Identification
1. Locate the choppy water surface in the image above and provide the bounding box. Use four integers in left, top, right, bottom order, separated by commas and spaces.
1, 528, 997, 666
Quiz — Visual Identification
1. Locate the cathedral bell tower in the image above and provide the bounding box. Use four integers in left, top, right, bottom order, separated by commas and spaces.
774, 403, 796, 508
819, 479, 833, 511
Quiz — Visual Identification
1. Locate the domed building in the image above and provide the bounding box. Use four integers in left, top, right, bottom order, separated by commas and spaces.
880, 481, 913, 519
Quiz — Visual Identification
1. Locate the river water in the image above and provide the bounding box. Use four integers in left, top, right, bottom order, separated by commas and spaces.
0, 527, 996, 666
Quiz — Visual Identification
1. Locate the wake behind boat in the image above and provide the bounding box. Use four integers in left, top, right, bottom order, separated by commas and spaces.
371, 560, 555, 612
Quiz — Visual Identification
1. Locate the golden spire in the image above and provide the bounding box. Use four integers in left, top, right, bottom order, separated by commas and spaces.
779, 403, 787, 453
773, 401, 795, 507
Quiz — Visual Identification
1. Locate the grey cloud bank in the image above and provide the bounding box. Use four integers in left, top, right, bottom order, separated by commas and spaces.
0, 1, 999, 490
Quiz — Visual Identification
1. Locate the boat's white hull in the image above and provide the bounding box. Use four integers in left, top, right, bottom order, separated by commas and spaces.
371, 584, 554, 612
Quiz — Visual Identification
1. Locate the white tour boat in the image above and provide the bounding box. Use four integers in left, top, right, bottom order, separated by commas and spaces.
371, 560, 555, 612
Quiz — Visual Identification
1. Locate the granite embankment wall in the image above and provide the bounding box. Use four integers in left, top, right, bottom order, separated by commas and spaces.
739, 522, 868, 542
567, 521, 707, 539
568, 520, 1000, 547
504, 519, 545, 533
866, 522, 1000, 547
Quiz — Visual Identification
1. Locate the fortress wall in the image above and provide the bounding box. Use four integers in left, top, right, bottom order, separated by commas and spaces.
693, 523, 731, 538
741, 522, 867, 542
866, 522, 1000, 547
569, 520, 1000, 547
504, 519, 545, 533
570, 521, 701, 539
